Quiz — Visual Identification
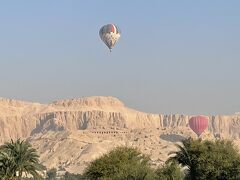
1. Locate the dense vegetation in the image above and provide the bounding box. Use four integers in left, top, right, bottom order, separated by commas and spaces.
155, 161, 184, 180
82, 146, 185, 180
168, 138, 240, 179
83, 146, 156, 180
1, 138, 240, 179
84, 139, 240, 180
61, 172, 85, 180
0, 139, 44, 179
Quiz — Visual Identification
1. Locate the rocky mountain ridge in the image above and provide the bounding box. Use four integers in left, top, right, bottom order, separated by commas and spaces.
0, 96, 239, 142
0, 96, 239, 173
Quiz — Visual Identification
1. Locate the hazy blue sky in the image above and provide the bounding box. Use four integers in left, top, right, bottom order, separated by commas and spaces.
0, 1, 239, 115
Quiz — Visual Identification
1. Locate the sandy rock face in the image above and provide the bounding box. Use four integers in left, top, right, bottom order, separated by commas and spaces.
0, 96, 240, 173
51, 96, 125, 108
0, 96, 240, 142
28, 112, 240, 140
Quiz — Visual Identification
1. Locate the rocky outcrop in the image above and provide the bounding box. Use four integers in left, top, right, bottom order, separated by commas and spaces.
0, 96, 240, 144
0, 96, 240, 173
51, 96, 125, 108
30, 112, 240, 140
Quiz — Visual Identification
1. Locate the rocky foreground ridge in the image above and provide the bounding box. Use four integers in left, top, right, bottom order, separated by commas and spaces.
0, 96, 239, 173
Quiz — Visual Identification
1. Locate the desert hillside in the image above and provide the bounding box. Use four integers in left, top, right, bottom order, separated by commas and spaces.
0, 96, 239, 173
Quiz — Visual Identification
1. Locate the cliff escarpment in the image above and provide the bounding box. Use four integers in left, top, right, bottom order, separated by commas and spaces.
1, 96, 240, 173
0, 96, 240, 143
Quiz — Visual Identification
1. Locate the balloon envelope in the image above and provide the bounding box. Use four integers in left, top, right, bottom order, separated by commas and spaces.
189, 116, 208, 136
99, 24, 121, 51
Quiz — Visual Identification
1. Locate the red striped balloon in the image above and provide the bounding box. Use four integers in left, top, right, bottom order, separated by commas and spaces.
189, 115, 209, 137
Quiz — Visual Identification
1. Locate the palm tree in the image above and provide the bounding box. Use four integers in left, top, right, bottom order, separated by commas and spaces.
167, 138, 199, 180
0, 139, 44, 179
0, 151, 16, 179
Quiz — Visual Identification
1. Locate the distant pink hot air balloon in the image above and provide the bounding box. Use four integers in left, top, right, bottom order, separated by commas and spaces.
189, 115, 209, 137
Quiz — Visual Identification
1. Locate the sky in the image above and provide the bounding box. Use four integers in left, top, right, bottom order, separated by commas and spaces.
0, 1, 239, 115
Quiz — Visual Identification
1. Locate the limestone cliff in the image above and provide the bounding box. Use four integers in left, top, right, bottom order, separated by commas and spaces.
1, 96, 240, 173
0, 96, 240, 143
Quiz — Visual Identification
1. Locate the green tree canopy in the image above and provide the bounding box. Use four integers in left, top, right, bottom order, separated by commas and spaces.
167, 138, 240, 180
83, 146, 155, 180
155, 161, 184, 180
61, 171, 85, 180
0, 139, 44, 179
0, 151, 16, 179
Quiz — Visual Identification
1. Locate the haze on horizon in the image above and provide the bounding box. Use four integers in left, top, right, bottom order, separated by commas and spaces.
0, 1, 239, 115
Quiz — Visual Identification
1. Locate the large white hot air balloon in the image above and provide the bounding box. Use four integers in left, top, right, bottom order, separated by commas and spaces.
99, 24, 121, 52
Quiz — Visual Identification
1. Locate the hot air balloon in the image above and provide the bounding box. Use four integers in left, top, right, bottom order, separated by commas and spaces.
99, 24, 121, 52
189, 115, 209, 137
